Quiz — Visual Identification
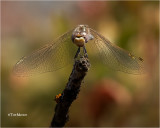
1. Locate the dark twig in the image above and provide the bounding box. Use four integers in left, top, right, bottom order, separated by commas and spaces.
50, 56, 90, 127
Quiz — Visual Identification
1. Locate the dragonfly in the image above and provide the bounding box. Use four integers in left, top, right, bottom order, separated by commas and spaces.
13, 24, 144, 76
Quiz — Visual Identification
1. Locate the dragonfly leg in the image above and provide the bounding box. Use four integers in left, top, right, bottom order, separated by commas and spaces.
83, 46, 88, 58
74, 47, 80, 59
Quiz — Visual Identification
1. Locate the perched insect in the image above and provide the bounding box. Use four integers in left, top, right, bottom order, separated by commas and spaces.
13, 24, 144, 76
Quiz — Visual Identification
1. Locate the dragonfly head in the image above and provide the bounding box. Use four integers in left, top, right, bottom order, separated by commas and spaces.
72, 25, 94, 47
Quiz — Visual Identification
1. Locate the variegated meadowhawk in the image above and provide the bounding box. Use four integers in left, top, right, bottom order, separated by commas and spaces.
13, 25, 144, 76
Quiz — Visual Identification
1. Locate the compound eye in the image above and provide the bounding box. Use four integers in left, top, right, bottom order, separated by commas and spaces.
81, 32, 87, 36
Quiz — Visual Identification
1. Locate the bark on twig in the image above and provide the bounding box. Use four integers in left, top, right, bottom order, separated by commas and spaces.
50, 56, 90, 127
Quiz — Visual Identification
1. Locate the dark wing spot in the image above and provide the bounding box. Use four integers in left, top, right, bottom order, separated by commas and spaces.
138, 57, 144, 62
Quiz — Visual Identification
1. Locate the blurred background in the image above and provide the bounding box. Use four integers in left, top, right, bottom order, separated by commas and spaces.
1, 1, 159, 127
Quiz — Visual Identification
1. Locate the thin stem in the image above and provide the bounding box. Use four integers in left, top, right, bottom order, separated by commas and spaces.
50, 56, 90, 127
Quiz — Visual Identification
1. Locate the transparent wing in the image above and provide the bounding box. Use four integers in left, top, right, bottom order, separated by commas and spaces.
13, 30, 77, 76
90, 28, 144, 74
